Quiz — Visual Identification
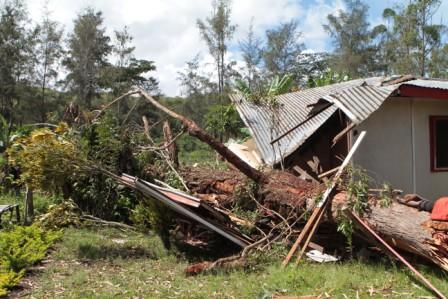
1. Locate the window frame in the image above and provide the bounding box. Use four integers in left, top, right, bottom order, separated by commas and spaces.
430, 115, 448, 172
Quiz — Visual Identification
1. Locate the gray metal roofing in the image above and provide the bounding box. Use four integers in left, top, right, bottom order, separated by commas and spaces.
322, 84, 397, 124
401, 79, 448, 90
230, 77, 385, 165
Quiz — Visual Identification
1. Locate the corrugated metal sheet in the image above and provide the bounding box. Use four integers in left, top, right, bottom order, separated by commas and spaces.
230, 77, 384, 165
401, 79, 448, 90
322, 85, 397, 124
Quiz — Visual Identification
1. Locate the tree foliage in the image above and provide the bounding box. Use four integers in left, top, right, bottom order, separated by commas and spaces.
381, 0, 445, 76
35, 5, 64, 122
263, 21, 304, 81
64, 8, 112, 109
197, 0, 236, 95
6, 123, 83, 191
324, 0, 379, 77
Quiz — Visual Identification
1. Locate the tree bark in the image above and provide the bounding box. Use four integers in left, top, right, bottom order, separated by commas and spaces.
331, 192, 448, 272
162, 120, 179, 168
137, 89, 265, 183
179, 170, 448, 272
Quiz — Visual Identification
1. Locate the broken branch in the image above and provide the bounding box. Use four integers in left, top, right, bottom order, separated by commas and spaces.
137, 88, 265, 183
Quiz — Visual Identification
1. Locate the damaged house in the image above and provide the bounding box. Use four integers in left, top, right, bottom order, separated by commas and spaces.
230, 76, 448, 200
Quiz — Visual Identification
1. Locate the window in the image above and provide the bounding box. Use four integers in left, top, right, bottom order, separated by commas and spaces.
430, 116, 448, 172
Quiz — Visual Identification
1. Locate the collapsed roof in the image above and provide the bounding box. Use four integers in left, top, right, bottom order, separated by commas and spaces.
230, 76, 448, 166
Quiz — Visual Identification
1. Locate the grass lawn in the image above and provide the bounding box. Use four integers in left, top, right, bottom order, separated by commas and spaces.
11, 227, 448, 299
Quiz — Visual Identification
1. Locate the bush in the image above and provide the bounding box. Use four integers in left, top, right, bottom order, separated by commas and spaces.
0, 225, 61, 296
0, 270, 23, 297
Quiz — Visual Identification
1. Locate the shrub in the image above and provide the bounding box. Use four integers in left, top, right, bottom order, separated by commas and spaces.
0, 225, 61, 296
0, 270, 23, 297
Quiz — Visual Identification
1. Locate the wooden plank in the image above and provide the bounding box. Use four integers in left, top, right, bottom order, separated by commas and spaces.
308, 241, 324, 253
317, 166, 339, 179
293, 166, 319, 183
349, 211, 446, 299
0, 204, 17, 214
331, 122, 356, 147
282, 131, 367, 267
295, 201, 330, 264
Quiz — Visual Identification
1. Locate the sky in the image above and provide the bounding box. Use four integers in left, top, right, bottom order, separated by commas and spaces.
24, 0, 448, 96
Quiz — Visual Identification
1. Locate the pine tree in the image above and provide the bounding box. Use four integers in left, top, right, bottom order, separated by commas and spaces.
197, 0, 236, 97
35, 3, 64, 122
262, 21, 304, 81
64, 8, 112, 109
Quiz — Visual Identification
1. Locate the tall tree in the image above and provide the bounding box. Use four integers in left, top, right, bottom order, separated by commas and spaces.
262, 20, 304, 80
64, 8, 111, 109
108, 26, 158, 94
383, 0, 444, 76
324, 0, 376, 77
35, 3, 64, 122
414, 0, 443, 76
111, 26, 134, 95
239, 20, 263, 88
0, 0, 37, 126
197, 0, 236, 97
429, 43, 448, 78
177, 55, 219, 127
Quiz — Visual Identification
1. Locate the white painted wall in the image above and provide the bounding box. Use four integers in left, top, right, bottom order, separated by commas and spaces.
352, 97, 448, 200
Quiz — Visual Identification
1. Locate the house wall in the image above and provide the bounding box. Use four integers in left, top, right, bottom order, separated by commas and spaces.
353, 97, 448, 200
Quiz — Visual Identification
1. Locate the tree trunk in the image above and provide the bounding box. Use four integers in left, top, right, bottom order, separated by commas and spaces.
24, 185, 34, 225
162, 120, 179, 168
138, 89, 265, 183
179, 169, 448, 271
332, 192, 448, 271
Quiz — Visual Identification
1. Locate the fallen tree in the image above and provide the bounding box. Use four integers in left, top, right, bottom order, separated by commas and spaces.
179, 166, 448, 271
107, 89, 448, 273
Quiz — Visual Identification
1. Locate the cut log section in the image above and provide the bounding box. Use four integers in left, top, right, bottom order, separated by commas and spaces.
332, 192, 448, 272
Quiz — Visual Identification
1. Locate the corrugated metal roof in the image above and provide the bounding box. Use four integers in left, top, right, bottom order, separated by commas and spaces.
231, 76, 448, 166
230, 77, 384, 165
401, 79, 448, 90
322, 85, 397, 124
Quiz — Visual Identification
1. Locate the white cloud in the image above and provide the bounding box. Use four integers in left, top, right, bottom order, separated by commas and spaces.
299, 0, 345, 51
24, 0, 345, 96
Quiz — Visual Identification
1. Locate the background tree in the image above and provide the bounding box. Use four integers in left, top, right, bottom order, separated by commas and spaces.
64, 8, 111, 109
239, 20, 263, 89
35, 4, 64, 122
177, 55, 219, 127
0, 0, 37, 126
324, 0, 377, 77
262, 21, 303, 82
429, 43, 448, 78
414, 0, 443, 76
382, 0, 444, 76
197, 0, 236, 98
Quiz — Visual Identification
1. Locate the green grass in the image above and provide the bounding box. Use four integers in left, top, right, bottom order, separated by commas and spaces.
14, 227, 448, 299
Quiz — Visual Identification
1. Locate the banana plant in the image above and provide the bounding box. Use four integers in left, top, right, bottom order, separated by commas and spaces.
235, 74, 294, 107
